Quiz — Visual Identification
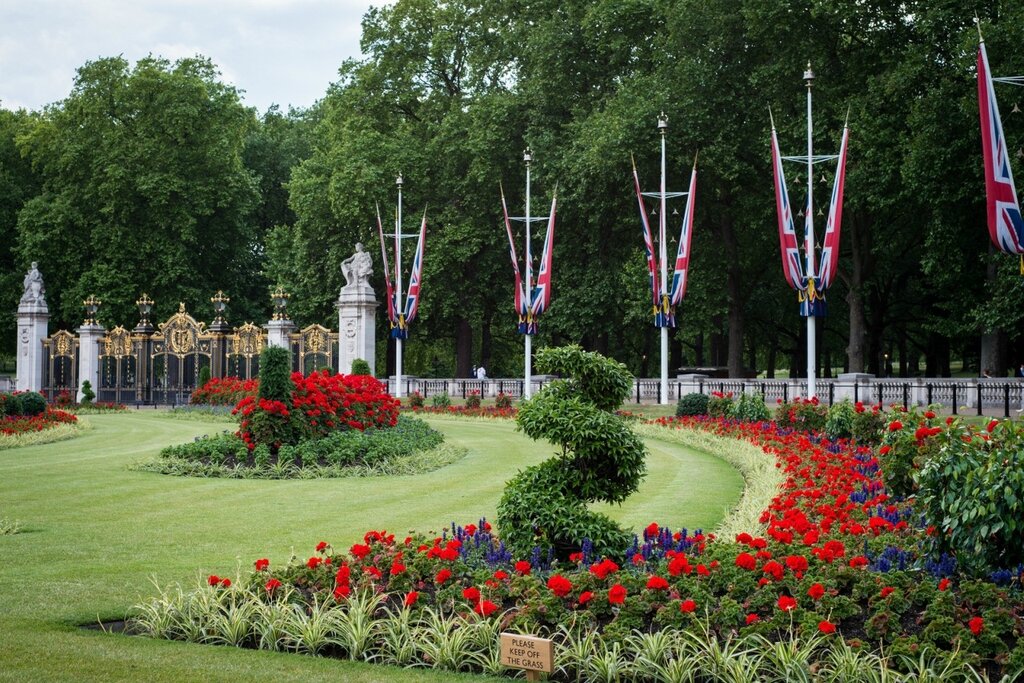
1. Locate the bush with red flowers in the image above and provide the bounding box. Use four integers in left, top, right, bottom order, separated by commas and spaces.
190, 377, 258, 406
1, 407, 77, 436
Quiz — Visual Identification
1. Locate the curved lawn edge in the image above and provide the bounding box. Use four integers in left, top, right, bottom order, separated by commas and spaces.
633, 423, 784, 540
0, 418, 93, 451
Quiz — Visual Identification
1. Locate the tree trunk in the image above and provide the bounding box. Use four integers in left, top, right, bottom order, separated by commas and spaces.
480, 309, 493, 376
455, 317, 472, 378
843, 214, 869, 372
719, 214, 745, 378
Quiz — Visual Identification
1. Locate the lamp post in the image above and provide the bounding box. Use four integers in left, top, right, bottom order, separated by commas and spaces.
135, 294, 154, 331
803, 62, 818, 399
210, 290, 230, 325
83, 295, 101, 326
657, 113, 670, 405
523, 150, 533, 398
271, 286, 290, 321
395, 174, 405, 398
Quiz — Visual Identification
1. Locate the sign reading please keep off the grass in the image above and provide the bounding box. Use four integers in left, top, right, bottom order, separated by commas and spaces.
500, 633, 554, 680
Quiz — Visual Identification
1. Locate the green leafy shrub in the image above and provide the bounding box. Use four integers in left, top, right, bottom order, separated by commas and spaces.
918, 418, 1024, 576
851, 403, 886, 444
0, 392, 23, 416
17, 391, 46, 416
350, 358, 371, 376
824, 400, 856, 440
198, 365, 211, 389
80, 380, 95, 405
465, 391, 481, 409
675, 392, 709, 417
407, 391, 424, 408
497, 344, 646, 559
730, 393, 770, 422
774, 398, 827, 431
877, 407, 942, 498
495, 392, 512, 409
707, 392, 733, 418
430, 392, 451, 408
257, 347, 293, 406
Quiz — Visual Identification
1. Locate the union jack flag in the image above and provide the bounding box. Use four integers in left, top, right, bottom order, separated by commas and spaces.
530, 193, 557, 319
375, 204, 397, 328
817, 125, 849, 292
400, 210, 427, 334
978, 42, 1024, 255
771, 124, 806, 292
632, 157, 661, 317
669, 165, 698, 307
500, 185, 527, 322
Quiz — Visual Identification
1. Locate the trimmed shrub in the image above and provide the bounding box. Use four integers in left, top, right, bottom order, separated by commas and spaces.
730, 392, 770, 422
465, 390, 481, 409
80, 380, 95, 404
257, 347, 293, 406
350, 358, 371, 376
675, 392, 709, 417
197, 365, 211, 389
430, 392, 451, 408
497, 345, 645, 559
0, 393, 23, 417
18, 392, 46, 417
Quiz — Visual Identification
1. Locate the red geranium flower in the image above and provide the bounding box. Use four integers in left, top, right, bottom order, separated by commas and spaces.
807, 583, 825, 600
435, 568, 452, 585
254, 558, 270, 571
777, 595, 798, 612
646, 575, 670, 590
735, 552, 757, 571
350, 543, 371, 559
745, 613, 760, 625
880, 586, 895, 598
316, 541, 329, 553
680, 599, 697, 613
938, 578, 951, 592
578, 591, 594, 606
474, 599, 498, 617
462, 586, 481, 602
888, 420, 903, 432
265, 578, 282, 593
514, 560, 532, 575
608, 583, 627, 605
404, 591, 419, 607
818, 620, 836, 634
207, 575, 220, 586
333, 584, 350, 600
547, 574, 573, 597
969, 617, 984, 636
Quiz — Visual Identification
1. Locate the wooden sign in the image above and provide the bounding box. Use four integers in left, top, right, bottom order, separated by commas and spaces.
500, 632, 554, 680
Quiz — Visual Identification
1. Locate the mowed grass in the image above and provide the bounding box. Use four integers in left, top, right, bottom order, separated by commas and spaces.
0, 412, 742, 682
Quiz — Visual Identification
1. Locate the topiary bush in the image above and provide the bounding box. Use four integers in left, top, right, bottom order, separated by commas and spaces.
80, 380, 95, 405
675, 392, 709, 417
18, 391, 46, 417
0, 392, 23, 416
197, 365, 211, 389
350, 358, 371, 376
497, 344, 646, 559
236, 347, 296, 452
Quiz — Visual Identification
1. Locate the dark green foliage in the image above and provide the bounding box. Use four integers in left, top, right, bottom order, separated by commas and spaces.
465, 391, 481, 409
852, 409, 887, 445
918, 420, 1024, 576
824, 400, 855, 440
675, 392, 709, 417
430, 392, 451, 408
18, 392, 46, 416
257, 347, 293, 406
407, 391, 424, 408
79, 380, 95, 405
729, 393, 770, 422
707, 394, 733, 418
151, 416, 442, 477
494, 392, 513, 409
498, 345, 646, 559
0, 392, 23, 416
197, 366, 211, 389
350, 358, 371, 376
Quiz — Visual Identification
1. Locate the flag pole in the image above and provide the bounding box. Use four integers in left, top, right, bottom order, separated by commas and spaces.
658, 113, 669, 404
395, 174, 404, 398
524, 149, 533, 399
804, 63, 817, 399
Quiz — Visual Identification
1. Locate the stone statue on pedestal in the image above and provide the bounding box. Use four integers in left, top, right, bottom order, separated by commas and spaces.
20, 262, 46, 305
341, 243, 373, 291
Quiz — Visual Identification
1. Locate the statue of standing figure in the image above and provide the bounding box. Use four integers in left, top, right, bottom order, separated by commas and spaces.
20, 262, 45, 305
341, 243, 373, 290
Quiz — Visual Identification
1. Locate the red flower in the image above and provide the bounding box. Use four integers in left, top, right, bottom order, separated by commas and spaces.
924, 410, 936, 419
590, 558, 620, 580
938, 578, 951, 592
463, 524, 477, 536
969, 616, 984, 636
762, 560, 784, 581
987, 419, 999, 433
390, 561, 406, 575
848, 555, 868, 569
514, 560, 532, 575
645, 522, 661, 538
879, 445, 891, 455
333, 584, 351, 600
434, 568, 453, 584
777, 595, 798, 612
807, 583, 825, 600
254, 558, 270, 571
350, 543, 371, 559
462, 586, 481, 602
880, 586, 895, 598
207, 575, 220, 586
404, 591, 419, 607
547, 574, 573, 598
474, 599, 498, 617
608, 583, 627, 605
668, 554, 692, 576
680, 599, 697, 613
735, 552, 757, 571
493, 570, 509, 581
888, 420, 903, 432
646, 575, 670, 590
578, 591, 594, 606
265, 578, 282, 593
316, 541, 329, 553
307, 556, 322, 569
745, 613, 760, 625
818, 620, 836, 634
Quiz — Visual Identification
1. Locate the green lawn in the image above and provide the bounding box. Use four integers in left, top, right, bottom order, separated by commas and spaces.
0, 412, 743, 682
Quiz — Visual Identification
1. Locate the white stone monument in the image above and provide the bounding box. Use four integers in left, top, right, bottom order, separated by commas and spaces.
16, 262, 49, 392
337, 243, 377, 375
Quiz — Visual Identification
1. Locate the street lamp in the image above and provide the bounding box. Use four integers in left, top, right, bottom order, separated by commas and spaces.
210, 290, 230, 325
136, 293, 154, 327
83, 295, 101, 326
271, 286, 290, 320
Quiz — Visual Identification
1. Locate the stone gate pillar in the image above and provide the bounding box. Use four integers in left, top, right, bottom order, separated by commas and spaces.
336, 243, 377, 376
16, 262, 49, 392
265, 319, 294, 350
77, 323, 104, 402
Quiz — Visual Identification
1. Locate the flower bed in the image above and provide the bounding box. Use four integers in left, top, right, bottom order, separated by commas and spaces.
405, 405, 517, 419
133, 412, 1024, 677
1, 408, 77, 436
188, 377, 258, 406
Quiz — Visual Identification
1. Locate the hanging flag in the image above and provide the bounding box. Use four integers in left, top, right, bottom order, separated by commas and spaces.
770, 120, 806, 293
396, 209, 427, 339
375, 203, 397, 331
817, 124, 848, 292
500, 184, 527, 326
978, 41, 1024, 260
632, 156, 661, 322
529, 192, 557, 321
669, 163, 698, 308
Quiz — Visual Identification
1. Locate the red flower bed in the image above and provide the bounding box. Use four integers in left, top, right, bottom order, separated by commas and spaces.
1, 408, 77, 436
190, 377, 258, 406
